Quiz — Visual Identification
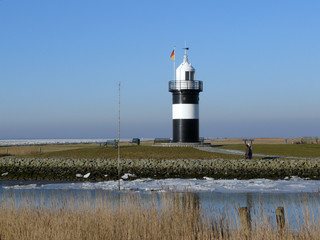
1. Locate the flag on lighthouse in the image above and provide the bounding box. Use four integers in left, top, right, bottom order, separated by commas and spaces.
170, 49, 175, 60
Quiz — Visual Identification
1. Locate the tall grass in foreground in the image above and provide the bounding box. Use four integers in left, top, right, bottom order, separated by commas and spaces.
0, 192, 319, 240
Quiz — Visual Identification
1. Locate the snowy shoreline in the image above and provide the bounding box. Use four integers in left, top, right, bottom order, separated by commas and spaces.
2, 176, 319, 193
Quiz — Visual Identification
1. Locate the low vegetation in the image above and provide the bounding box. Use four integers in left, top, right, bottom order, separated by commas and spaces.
0, 191, 319, 240
2, 143, 319, 160
218, 144, 320, 158
1, 145, 244, 160
0, 144, 97, 156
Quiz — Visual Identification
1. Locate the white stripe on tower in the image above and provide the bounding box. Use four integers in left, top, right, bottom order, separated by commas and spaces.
172, 104, 199, 119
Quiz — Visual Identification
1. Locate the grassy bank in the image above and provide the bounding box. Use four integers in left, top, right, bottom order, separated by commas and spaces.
2, 143, 320, 159
218, 144, 320, 158
1, 145, 244, 160
1, 144, 320, 181
0, 144, 98, 156
0, 191, 319, 240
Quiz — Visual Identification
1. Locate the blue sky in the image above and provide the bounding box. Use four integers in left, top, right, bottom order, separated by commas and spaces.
0, 0, 319, 139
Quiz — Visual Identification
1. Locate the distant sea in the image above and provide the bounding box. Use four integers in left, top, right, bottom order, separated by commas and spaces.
0, 138, 155, 146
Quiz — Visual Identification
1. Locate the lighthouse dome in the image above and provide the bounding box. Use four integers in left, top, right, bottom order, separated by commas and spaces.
176, 53, 195, 81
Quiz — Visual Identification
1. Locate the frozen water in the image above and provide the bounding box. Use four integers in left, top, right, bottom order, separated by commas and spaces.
2, 177, 320, 193
0, 138, 155, 146
0, 139, 107, 146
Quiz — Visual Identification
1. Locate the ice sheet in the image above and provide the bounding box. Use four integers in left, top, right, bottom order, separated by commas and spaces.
0, 139, 106, 146
2, 177, 320, 193
0, 138, 154, 146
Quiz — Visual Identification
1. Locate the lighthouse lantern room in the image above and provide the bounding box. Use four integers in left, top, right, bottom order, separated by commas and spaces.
169, 49, 203, 142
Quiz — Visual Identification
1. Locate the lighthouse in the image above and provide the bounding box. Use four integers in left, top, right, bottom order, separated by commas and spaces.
169, 49, 203, 142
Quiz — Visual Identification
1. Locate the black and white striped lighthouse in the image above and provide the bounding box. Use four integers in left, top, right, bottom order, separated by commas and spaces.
169, 49, 203, 142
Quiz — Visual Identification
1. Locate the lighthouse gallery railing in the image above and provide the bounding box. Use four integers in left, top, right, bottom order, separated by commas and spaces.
169, 80, 203, 92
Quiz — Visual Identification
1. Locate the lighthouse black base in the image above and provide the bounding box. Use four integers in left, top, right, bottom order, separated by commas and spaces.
173, 119, 199, 142
171, 90, 200, 143
168, 50, 203, 144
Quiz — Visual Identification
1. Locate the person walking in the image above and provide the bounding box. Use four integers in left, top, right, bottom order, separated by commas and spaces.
245, 143, 253, 159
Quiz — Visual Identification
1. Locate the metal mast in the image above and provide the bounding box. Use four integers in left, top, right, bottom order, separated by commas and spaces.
118, 82, 121, 191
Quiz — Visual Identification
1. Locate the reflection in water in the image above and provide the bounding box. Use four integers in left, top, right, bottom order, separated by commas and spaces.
246, 193, 253, 210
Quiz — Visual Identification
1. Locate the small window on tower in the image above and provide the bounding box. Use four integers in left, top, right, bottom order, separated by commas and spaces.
190, 71, 195, 80
185, 71, 190, 80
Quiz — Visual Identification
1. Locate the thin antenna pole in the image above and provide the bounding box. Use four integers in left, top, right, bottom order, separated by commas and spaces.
118, 82, 121, 191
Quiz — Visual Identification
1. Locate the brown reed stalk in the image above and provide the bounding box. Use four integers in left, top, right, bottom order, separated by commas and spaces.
0, 191, 319, 240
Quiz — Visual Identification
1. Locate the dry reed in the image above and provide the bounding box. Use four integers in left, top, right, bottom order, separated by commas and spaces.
0, 191, 319, 240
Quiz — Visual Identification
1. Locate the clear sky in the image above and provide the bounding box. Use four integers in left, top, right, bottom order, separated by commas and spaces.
0, 0, 319, 139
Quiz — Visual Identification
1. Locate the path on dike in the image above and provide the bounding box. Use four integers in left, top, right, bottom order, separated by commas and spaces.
195, 146, 313, 160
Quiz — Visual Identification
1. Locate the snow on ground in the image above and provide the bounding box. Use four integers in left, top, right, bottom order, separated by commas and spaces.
2, 177, 320, 193
121, 173, 137, 179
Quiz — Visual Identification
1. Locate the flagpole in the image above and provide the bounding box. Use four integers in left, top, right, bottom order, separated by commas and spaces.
173, 46, 176, 81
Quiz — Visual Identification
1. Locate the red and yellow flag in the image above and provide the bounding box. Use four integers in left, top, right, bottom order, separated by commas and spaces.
170, 49, 175, 60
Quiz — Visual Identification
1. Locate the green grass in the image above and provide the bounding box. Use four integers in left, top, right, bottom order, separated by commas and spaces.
22, 145, 243, 160
218, 144, 320, 158
9, 144, 320, 159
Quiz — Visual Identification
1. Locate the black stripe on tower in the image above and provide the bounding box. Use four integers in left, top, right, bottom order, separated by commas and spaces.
173, 119, 199, 142
172, 91, 199, 104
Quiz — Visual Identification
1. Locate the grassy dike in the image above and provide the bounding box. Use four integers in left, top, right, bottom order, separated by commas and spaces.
0, 145, 320, 181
